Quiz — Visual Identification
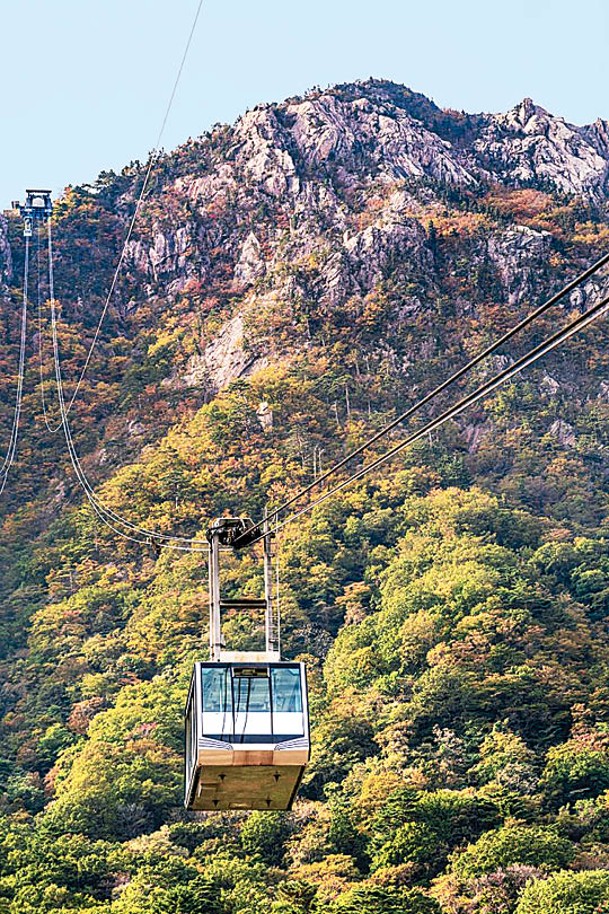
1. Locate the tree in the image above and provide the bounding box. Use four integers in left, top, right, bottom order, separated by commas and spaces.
451, 826, 574, 877
330, 885, 439, 914
371, 821, 440, 871
542, 738, 609, 807
271, 880, 317, 914
240, 811, 293, 866
515, 869, 609, 914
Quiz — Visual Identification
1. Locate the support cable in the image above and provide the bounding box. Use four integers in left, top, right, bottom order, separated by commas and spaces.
37, 224, 61, 433
240, 293, 609, 547
46, 218, 209, 550
44, 198, 609, 553
62, 0, 205, 415
0, 237, 30, 494
235, 251, 609, 546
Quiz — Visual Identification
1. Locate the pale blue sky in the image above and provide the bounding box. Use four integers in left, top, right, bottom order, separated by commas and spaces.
2, 0, 608, 208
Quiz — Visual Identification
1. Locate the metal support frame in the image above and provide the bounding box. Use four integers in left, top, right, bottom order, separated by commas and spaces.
263, 514, 279, 656
208, 528, 223, 661
207, 516, 280, 662
12, 190, 53, 238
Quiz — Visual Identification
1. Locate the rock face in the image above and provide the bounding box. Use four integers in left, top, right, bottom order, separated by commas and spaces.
487, 226, 553, 306
549, 418, 576, 447
0, 216, 12, 291
121, 83, 609, 318
106, 79, 609, 396
475, 98, 609, 199
233, 232, 266, 288
182, 314, 267, 392
16, 79, 609, 398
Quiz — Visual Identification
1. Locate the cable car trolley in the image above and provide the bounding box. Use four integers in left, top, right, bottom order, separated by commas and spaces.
185, 517, 310, 811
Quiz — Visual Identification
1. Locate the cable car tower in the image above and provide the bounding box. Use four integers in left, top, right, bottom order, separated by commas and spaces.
185, 518, 310, 811
12, 190, 53, 238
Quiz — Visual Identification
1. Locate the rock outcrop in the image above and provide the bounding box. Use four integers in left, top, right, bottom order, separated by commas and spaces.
0, 216, 12, 291
474, 98, 609, 200
117, 83, 609, 318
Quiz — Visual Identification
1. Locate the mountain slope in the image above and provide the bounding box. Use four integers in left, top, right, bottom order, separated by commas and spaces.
0, 80, 609, 913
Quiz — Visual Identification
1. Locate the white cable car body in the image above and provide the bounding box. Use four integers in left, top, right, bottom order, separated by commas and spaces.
185, 518, 310, 811
185, 659, 309, 810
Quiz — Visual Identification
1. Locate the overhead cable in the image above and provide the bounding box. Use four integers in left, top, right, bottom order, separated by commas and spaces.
46, 208, 609, 553
0, 237, 30, 494
46, 220, 208, 551
239, 293, 609, 547
41, 181, 609, 553
37, 225, 61, 434
235, 251, 609, 546
62, 0, 206, 416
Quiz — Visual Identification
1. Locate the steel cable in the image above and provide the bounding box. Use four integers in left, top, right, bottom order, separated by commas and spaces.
240, 294, 609, 547
43, 194, 609, 553
0, 236, 30, 493
61, 0, 206, 416
46, 207, 609, 553
47, 220, 209, 550
37, 224, 61, 433
235, 250, 609, 546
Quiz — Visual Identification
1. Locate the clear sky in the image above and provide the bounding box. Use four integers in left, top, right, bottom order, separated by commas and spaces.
2, 0, 608, 209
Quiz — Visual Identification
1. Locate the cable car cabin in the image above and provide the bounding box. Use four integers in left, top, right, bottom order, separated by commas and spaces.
185, 660, 309, 811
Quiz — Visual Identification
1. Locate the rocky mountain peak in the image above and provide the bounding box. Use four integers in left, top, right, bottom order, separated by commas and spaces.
250, 81, 609, 201
97, 79, 609, 401
513, 96, 547, 125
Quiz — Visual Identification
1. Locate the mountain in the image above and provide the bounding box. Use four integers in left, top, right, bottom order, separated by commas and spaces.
0, 79, 608, 913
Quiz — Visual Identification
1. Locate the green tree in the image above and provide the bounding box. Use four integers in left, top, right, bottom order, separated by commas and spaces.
240, 811, 293, 866
542, 738, 609, 807
451, 826, 574, 877
330, 885, 439, 914
515, 869, 609, 914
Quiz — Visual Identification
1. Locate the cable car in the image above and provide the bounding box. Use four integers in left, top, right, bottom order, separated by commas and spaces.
185, 518, 310, 811
185, 659, 309, 810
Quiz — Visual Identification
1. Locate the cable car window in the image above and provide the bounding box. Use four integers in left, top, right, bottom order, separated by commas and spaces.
234, 676, 271, 713
202, 666, 232, 713
271, 667, 303, 713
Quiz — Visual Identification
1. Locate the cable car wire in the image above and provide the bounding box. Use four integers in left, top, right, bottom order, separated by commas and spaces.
44, 205, 609, 554
36, 225, 61, 434
239, 292, 609, 547
37, 170, 609, 554
236, 251, 609, 546
0, 236, 30, 494
61, 0, 206, 417
46, 218, 209, 550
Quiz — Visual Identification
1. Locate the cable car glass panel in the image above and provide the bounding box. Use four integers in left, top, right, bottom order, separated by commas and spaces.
233, 673, 272, 741
271, 666, 304, 737
201, 665, 232, 740
200, 663, 304, 744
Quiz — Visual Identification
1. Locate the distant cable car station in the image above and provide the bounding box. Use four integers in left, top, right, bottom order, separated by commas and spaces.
12, 190, 53, 238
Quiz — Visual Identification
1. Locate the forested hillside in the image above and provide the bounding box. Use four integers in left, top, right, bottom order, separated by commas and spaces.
1, 79, 609, 913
